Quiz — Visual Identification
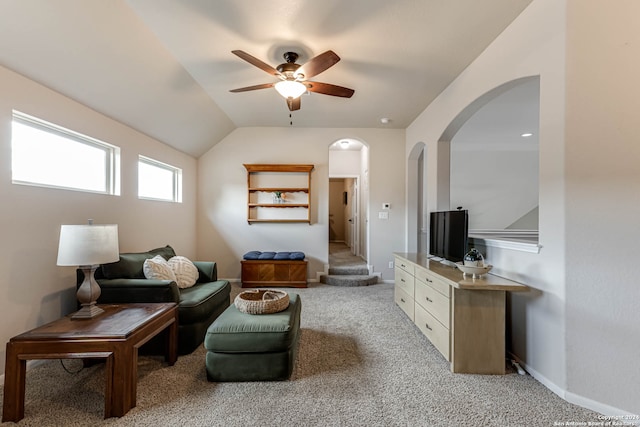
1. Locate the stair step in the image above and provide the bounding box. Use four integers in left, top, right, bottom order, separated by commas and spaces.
328, 266, 369, 275
320, 274, 378, 287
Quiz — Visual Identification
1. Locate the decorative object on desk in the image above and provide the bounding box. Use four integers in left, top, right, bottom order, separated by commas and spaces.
456, 262, 493, 278
463, 248, 484, 267
234, 289, 290, 314
57, 221, 119, 319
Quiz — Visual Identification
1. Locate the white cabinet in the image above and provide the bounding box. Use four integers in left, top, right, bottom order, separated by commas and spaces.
414, 268, 451, 360
394, 253, 529, 374
393, 257, 415, 320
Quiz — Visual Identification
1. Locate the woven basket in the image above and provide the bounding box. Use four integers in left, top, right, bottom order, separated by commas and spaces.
234, 289, 290, 315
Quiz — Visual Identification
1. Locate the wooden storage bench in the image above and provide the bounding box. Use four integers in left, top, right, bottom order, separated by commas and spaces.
241, 259, 307, 288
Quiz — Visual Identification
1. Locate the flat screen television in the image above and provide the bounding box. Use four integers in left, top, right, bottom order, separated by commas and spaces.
429, 209, 469, 265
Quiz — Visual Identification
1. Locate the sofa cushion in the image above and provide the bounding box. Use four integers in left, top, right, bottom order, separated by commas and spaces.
178, 280, 231, 325
102, 245, 176, 279
204, 293, 301, 353
143, 255, 177, 282
168, 256, 198, 289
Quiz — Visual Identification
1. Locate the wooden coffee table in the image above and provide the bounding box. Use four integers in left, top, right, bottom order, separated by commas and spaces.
2, 303, 177, 422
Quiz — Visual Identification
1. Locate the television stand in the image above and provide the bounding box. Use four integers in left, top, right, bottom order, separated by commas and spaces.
393, 252, 529, 374
439, 259, 458, 268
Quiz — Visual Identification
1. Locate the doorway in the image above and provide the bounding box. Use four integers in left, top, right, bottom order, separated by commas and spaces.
328, 138, 368, 264
329, 177, 359, 255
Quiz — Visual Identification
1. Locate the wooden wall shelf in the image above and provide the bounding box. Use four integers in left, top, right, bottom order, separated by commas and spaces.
244, 164, 314, 224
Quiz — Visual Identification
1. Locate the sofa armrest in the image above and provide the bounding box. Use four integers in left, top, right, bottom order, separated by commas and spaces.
94, 278, 181, 304
193, 261, 217, 282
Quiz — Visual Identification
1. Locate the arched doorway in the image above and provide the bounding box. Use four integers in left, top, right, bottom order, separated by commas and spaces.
407, 76, 540, 253
328, 138, 369, 265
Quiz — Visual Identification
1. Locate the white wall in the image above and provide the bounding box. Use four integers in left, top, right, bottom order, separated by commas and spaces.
0, 65, 198, 375
407, 0, 639, 416
564, 0, 640, 414
329, 150, 362, 176
450, 148, 539, 229
197, 127, 404, 281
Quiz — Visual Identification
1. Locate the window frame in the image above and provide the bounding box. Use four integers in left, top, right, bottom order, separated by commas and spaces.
11, 111, 120, 195
137, 155, 183, 203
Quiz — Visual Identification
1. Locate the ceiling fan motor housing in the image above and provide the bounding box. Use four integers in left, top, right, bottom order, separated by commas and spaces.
277, 52, 302, 77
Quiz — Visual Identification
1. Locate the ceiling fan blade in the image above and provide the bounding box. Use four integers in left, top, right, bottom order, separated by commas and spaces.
304, 81, 354, 98
287, 97, 301, 111
231, 50, 280, 76
229, 83, 275, 93
295, 50, 340, 79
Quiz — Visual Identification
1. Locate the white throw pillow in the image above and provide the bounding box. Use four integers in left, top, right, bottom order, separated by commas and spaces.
143, 255, 177, 282
168, 256, 198, 289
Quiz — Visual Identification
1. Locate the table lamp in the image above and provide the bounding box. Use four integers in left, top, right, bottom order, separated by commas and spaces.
57, 222, 119, 319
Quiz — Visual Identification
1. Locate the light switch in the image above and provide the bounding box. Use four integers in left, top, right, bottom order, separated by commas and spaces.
378, 211, 389, 220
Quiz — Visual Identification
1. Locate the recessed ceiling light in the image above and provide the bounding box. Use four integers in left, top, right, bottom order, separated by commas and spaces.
380, 117, 391, 124
521, 133, 533, 137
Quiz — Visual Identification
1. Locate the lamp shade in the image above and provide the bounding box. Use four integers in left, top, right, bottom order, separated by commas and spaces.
274, 80, 307, 99
57, 224, 119, 266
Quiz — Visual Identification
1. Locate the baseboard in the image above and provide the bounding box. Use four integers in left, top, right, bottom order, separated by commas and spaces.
509, 352, 639, 421
509, 353, 566, 399
564, 392, 640, 424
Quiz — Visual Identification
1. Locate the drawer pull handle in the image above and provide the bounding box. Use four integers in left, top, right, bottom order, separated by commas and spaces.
425, 323, 433, 331
426, 278, 433, 283
400, 278, 405, 282
425, 297, 433, 303
401, 264, 406, 267
400, 298, 405, 303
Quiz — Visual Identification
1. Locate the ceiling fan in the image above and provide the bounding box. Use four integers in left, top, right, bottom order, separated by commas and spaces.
229, 50, 355, 111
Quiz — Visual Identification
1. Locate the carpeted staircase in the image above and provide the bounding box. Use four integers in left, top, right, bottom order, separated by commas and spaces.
321, 242, 378, 286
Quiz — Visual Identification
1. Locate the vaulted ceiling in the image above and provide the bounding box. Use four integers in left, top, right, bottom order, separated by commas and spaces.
0, 0, 532, 157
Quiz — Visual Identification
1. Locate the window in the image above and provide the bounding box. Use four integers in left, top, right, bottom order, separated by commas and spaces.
138, 156, 182, 203
11, 111, 120, 195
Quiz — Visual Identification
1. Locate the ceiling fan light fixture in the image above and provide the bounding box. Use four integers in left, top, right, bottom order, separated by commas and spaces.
275, 80, 307, 99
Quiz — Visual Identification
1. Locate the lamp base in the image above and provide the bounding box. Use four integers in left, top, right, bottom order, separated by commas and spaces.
71, 303, 105, 319
73, 265, 105, 320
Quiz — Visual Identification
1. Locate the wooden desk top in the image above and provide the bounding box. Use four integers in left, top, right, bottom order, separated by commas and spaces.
10, 303, 177, 341
394, 252, 529, 292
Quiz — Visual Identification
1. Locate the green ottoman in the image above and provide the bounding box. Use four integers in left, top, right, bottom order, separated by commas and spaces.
204, 293, 301, 381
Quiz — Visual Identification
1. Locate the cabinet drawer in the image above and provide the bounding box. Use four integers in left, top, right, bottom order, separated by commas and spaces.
415, 266, 451, 298
394, 287, 414, 321
394, 267, 415, 297
415, 280, 450, 328
394, 256, 414, 276
415, 304, 450, 361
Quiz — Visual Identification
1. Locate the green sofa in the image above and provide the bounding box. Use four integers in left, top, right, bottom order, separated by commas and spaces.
77, 245, 230, 355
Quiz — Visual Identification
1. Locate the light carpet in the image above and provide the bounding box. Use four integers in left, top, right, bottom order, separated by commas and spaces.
0, 283, 599, 426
